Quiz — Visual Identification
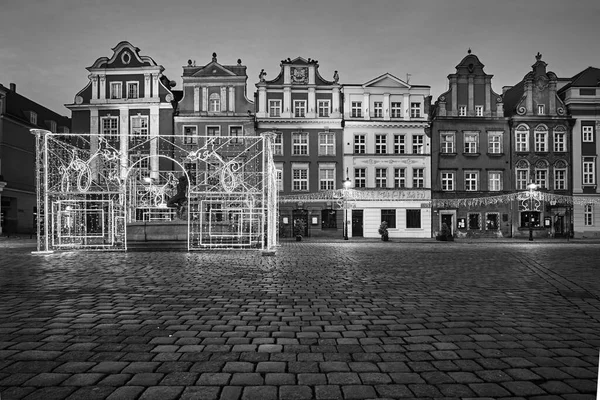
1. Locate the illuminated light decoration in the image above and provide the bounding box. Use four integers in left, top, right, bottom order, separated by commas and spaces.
30, 129, 277, 253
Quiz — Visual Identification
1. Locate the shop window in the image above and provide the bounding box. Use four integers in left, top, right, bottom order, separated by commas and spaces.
406, 209, 421, 228
381, 209, 396, 229
486, 213, 499, 230
321, 209, 337, 229
468, 213, 481, 230
520, 211, 541, 228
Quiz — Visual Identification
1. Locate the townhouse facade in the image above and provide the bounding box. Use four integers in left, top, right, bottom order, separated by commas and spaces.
504, 53, 573, 239
558, 67, 600, 237
0, 82, 71, 235
430, 51, 511, 238
342, 74, 432, 238
255, 57, 343, 238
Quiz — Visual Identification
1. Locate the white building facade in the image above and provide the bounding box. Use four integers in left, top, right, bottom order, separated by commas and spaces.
342, 74, 432, 238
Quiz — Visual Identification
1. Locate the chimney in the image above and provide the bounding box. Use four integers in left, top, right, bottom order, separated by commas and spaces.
9, 83, 16, 92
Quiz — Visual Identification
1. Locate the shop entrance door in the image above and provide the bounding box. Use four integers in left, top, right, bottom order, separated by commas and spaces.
441, 213, 454, 235
352, 210, 364, 237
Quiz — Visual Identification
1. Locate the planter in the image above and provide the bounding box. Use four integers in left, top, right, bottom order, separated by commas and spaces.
381, 235, 389, 241
296, 235, 302, 241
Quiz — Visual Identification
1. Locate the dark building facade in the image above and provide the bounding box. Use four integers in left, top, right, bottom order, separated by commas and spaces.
0, 83, 71, 235
504, 53, 573, 238
430, 51, 511, 238
255, 57, 343, 238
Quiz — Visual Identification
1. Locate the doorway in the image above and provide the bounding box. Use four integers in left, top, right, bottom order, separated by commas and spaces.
441, 213, 454, 235
352, 209, 364, 237
292, 209, 309, 237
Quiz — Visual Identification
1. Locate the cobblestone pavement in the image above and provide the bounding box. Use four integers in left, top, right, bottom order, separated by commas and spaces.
0, 240, 599, 399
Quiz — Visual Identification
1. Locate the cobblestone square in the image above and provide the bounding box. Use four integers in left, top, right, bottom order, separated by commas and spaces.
0, 239, 599, 399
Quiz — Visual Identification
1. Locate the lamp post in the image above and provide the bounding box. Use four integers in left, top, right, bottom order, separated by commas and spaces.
343, 176, 352, 240
527, 182, 538, 241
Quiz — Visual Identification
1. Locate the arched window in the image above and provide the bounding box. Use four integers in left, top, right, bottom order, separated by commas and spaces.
515, 159, 530, 190
209, 93, 220, 112
553, 160, 568, 190
534, 124, 548, 152
553, 125, 567, 152
535, 159, 549, 189
515, 124, 529, 152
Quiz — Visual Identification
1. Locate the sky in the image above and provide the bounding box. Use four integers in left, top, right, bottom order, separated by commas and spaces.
1, 0, 600, 117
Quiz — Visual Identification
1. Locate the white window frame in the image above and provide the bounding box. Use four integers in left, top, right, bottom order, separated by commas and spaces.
534, 125, 548, 152
584, 204, 594, 226
459, 105, 467, 116
410, 102, 421, 118
354, 168, 366, 188
319, 164, 336, 190
126, 81, 139, 99
269, 100, 282, 117
292, 164, 309, 191
351, 101, 362, 118
229, 125, 242, 144
488, 132, 503, 154
538, 104, 545, 115
131, 154, 150, 178
110, 82, 122, 99
475, 105, 483, 116
465, 171, 478, 191
375, 134, 387, 154
394, 134, 406, 154
318, 100, 330, 117
412, 135, 424, 154
583, 157, 596, 185
488, 171, 502, 191
318, 132, 335, 156
375, 168, 387, 188
183, 125, 198, 145
464, 132, 479, 154
373, 101, 383, 118
413, 168, 425, 188
276, 168, 283, 192
582, 125, 594, 142
516, 168, 529, 191
273, 132, 283, 156
206, 126, 220, 144
394, 168, 406, 188
130, 115, 148, 139
294, 100, 306, 117
554, 129, 566, 152
354, 134, 366, 154
516, 124, 529, 152
210, 93, 221, 112
101, 116, 119, 138
391, 102, 402, 118
441, 132, 455, 154
292, 132, 308, 155
535, 168, 548, 189
554, 168, 566, 190
441, 172, 455, 191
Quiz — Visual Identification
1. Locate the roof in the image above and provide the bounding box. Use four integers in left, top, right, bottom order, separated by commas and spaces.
0, 83, 71, 130
558, 66, 600, 92
502, 80, 525, 116
182, 53, 247, 78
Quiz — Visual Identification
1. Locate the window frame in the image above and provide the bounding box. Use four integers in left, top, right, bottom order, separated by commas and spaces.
412, 135, 424, 154
229, 125, 242, 144
110, 82, 122, 99
440, 131, 455, 154
554, 129, 566, 152
318, 132, 335, 156
209, 93, 221, 112
317, 100, 330, 117
183, 125, 198, 145
354, 168, 366, 188
582, 125, 594, 142
101, 116, 119, 138
516, 125, 529, 152
463, 131, 479, 154
583, 157, 596, 185
412, 168, 424, 188
130, 115, 148, 139
534, 125, 548, 152
375, 168, 387, 188
394, 168, 406, 189
319, 166, 335, 190
292, 132, 309, 156
535, 168, 548, 189
441, 171, 455, 191
354, 134, 366, 154
351, 101, 362, 118
273, 132, 283, 156
488, 171, 502, 191
410, 102, 421, 118
373, 101, 383, 118
488, 132, 503, 154
537, 104, 545, 115
206, 125, 221, 144
468, 213, 481, 230
459, 105, 467, 116
406, 209, 421, 229
394, 134, 406, 154
293, 100, 306, 117
375, 134, 387, 154
584, 204, 594, 226
516, 168, 529, 191
292, 165, 309, 191
126, 81, 139, 99
391, 102, 402, 118
464, 171, 478, 191
269, 99, 282, 117
475, 105, 483, 116
554, 168, 566, 190
381, 209, 396, 229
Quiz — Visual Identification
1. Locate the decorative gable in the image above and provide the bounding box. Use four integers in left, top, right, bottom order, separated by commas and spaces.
87, 41, 156, 70
363, 73, 410, 89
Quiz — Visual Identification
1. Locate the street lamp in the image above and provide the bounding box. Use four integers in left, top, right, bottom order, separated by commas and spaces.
343, 175, 352, 240
527, 182, 538, 241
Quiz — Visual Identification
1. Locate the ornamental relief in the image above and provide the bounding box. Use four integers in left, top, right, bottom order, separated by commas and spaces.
356, 157, 426, 165
290, 67, 308, 84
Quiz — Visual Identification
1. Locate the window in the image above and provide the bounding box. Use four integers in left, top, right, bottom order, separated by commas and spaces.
391, 102, 402, 118
131, 154, 149, 178
294, 100, 306, 117
516, 168, 529, 190
269, 100, 281, 117
292, 166, 308, 191
464, 132, 479, 154
292, 132, 308, 155
354, 168, 366, 188
394, 168, 406, 188
413, 168, 424, 188
183, 126, 197, 144
535, 169, 547, 189
520, 211, 541, 228
276, 168, 283, 191
110, 82, 122, 99
206, 162, 219, 185
131, 115, 148, 139
319, 132, 335, 156
321, 209, 337, 229
584, 204, 593, 226
353, 135, 365, 154
583, 157, 596, 185
373, 102, 383, 118
554, 168, 566, 190
101, 116, 118, 138
375, 168, 387, 188
459, 106, 467, 116
206, 203, 223, 222
410, 102, 421, 118
412, 135, 424, 154
534, 125, 548, 152
207, 126, 220, 144
441, 172, 454, 191
185, 162, 197, 185
394, 135, 406, 154
441, 132, 455, 153
486, 213, 499, 230
537, 104, 545, 115
468, 213, 481, 230
127, 82, 139, 99
229, 126, 242, 144
381, 210, 396, 229
488, 171, 502, 191
351, 101, 362, 118
516, 125, 529, 152
273, 132, 283, 155
319, 167, 335, 190
210, 93, 221, 112
29, 111, 37, 125
488, 132, 503, 154
582, 125, 594, 142
465, 171, 478, 191
318, 100, 330, 117
406, 210, 421, 228
554, 129, 566, 152
475, 105, 483, 116
375, 135, 387, 154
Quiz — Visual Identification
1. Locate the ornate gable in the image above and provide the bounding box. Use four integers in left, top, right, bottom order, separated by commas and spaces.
87, 41, 156, 70
363, 73, 410, 89
454, 50, 486, 76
